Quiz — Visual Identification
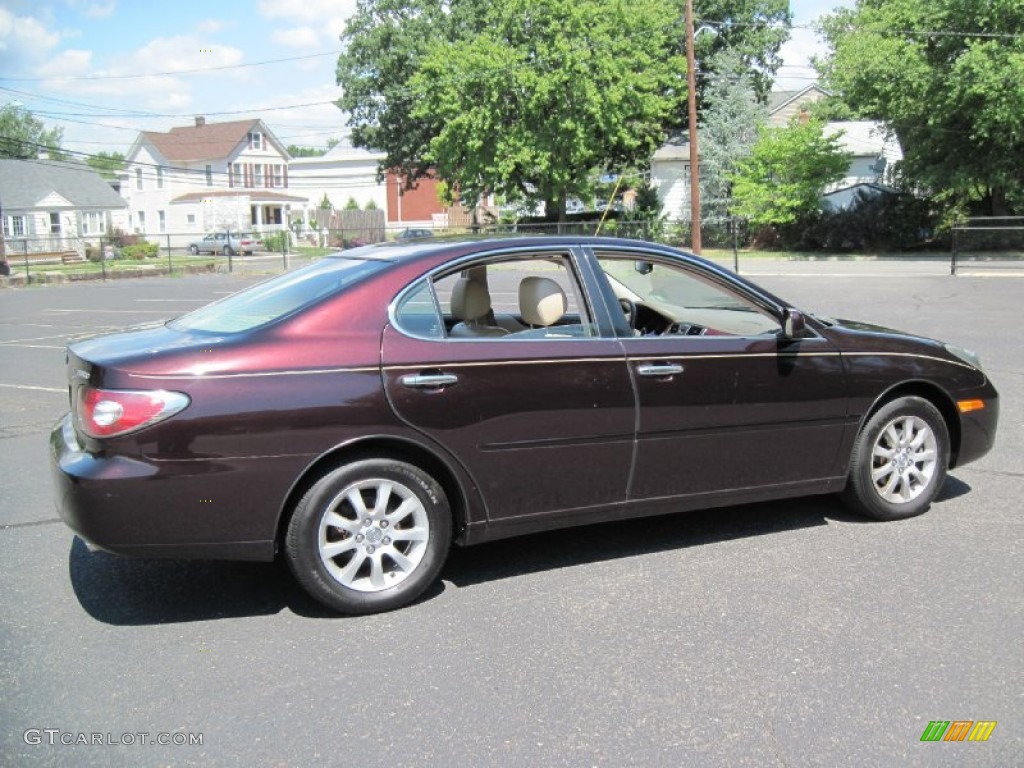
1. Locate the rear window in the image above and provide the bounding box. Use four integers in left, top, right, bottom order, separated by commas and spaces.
169, 257, 388, 333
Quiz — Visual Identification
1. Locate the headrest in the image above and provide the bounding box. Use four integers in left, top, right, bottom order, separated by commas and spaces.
450, 277, 491, 322
519, 276, 566, 327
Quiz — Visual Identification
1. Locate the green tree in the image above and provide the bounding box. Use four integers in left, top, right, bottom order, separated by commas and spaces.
689, 0, 791, 104
336, 0, 486, 183
86, 151, 125, 179
0, 105, 64, 159
730, 118, 850, 228
817, 0, 1024, 214
286, 145, 325, 158
335, 0, 789, 193
698, 49, 768, 226
409, 0, 685, 220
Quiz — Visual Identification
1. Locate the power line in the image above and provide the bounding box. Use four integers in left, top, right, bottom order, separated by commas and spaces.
0, 51, 343, 83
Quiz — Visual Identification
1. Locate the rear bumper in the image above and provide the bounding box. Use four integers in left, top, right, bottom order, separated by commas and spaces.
49, 414, 275, 561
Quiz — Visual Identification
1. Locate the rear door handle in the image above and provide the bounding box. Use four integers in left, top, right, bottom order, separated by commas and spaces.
636, 362, 684, 377
400, 373, 459, 389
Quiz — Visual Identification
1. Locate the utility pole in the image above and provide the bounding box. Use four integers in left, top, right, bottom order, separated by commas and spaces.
685, 0, 702, 254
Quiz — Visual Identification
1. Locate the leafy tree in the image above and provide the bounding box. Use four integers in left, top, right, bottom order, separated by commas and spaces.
698, 49, 768, 227
287, 145, 325, 158
343, 196, 360, 210
689, 0, 791, 104
817, 0, 1024, 215
0, 105, 64, 159
409, 0, 685, 219
335, 0, 788, 195
336, 0, 487, 183
318, 193, 333, 209
730, 118, 850, 228
86, 151, 125, 179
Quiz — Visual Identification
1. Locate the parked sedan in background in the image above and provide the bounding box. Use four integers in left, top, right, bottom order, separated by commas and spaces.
50, 237, 999, 614
187, 232, 260, 256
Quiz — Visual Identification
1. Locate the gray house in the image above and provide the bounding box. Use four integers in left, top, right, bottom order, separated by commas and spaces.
0, 159, 127, 258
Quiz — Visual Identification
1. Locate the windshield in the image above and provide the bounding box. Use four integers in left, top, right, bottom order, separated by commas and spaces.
169, 257, 388, 333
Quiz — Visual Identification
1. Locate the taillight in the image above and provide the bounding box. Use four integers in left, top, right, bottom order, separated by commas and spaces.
77, 387, 190, 438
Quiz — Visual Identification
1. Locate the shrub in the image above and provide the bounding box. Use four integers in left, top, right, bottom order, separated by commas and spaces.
262, 231, 289, 253
121, 242, 159, 260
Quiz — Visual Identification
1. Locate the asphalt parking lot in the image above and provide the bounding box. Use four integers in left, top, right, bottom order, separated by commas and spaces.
1, 259, 1021, 767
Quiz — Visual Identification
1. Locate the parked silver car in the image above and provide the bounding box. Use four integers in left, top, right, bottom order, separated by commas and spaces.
187, 233, 260, 256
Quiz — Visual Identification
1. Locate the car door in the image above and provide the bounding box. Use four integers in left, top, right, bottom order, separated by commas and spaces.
591, 248, 849, 502
381, 248, 635, 527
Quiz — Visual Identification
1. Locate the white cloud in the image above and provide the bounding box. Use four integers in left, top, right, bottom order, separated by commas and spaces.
196, 19, 229, 35
81, 2, 116, 18
272, 27, 322, 49
0, 8, 62, 73
258, 0, 357, 44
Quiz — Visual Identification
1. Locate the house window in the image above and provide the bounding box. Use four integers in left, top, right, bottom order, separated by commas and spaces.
82, 212, 107, 235
272, 164, 283, 188
157, 166, 165, 189
205, 164, 213, 187
135, 168, 143, 190
3, 215, 26, 237
230, 162, 241, 188
137, 211, 147, 234
187, 213, 196, 225
158, 210, 166, 233
254, 165, 263, 187
248, 131, 263, 150
49, 212, 61, 234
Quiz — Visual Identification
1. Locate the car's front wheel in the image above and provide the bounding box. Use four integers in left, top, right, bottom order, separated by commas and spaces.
189, 245, 199, 255
842, 396, 949, 521
222, 246, 234, 256
285, 460, 451, 614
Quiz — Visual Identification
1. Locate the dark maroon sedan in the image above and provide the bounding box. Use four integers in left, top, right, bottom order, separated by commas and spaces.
50, 237, 999, 614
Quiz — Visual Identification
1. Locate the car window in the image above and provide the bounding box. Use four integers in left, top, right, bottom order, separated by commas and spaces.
170, 257, 388, 334
393, 279, 443, 339
598, 253, 781, 337
394, 252, 595, 340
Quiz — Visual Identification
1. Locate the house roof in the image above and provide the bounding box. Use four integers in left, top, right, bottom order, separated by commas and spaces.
0, 159, 127, 211
652, 132, 693, 163
169, 190, 308, 204
288, 143, 386, 169
140, 119, 262, 163
767, 84, 831, 116
825, 121, 903, 162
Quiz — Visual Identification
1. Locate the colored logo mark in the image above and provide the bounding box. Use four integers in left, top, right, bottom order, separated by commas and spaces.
920, 720, 996, 742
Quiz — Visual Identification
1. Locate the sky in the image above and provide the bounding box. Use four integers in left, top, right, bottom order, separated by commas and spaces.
0, 0, 853, 157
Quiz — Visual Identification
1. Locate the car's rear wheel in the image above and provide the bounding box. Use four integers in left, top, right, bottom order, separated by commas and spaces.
222, 245, 234, 256
285, 460, 451, 614
842, 396, 949, 521
189, 245, 199, 255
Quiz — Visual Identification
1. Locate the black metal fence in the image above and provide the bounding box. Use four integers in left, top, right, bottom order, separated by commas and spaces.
950, 216, 1024, 275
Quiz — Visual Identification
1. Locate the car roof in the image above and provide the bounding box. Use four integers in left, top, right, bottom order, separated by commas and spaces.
336, 235, 691, 263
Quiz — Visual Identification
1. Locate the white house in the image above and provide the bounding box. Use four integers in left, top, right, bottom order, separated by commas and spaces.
120, 117, 307, 246
651, 84, 904, 222
822, 121, 903, 210
286, 144, 387, 230
0, 158, 127, 258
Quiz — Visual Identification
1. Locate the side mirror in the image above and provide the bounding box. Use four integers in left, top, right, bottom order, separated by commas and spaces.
634, 260, 653, 275
782, 308, 807, 340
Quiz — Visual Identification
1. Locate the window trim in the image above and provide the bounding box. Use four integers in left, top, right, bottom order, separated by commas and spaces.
589, 247, 811, 341
389, 246, 606, 343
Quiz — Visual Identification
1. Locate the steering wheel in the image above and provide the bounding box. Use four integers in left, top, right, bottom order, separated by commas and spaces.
618, 297, 637, 330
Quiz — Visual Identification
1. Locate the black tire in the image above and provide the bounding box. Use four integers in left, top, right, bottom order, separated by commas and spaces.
189, 245, 199, 255
285, 460, 451, 614
222, 245, 234, 256
842, 396, 949, 521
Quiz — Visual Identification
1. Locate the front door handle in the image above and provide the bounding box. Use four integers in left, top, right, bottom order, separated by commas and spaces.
636, 362, 684, 377
400, 373, 459, 389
